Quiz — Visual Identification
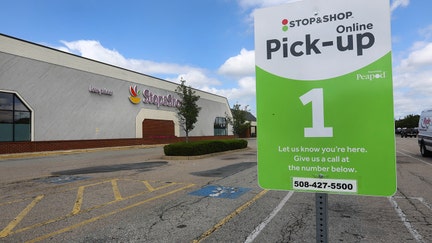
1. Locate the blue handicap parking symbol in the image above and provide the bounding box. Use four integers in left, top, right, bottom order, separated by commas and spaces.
38, 175, 88, 184
189, 185, 251, 199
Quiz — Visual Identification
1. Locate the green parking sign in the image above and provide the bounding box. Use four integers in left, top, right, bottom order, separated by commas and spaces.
254, 0, 396, 196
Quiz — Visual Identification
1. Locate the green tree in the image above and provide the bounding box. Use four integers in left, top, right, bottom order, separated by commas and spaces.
395, 114, 420, 128
226, 103, 251, 138
175, 79, 201, 142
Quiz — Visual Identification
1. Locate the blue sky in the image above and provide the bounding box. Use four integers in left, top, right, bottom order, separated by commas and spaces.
1, 0, 431, 119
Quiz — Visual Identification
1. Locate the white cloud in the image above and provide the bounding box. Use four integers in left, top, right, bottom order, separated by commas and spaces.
237, 0, 300, 24
419, 24, 432, 40
61, 40, 127, 66
215, 48, 257, 112
166, 70, 221, 89
398, 42, 432, 70
393, 41, 432, 118
218, 48, 255, 78
390, 0, 410, 12
54, 40, 256, 112
59, 40, 198, 76
202, 76, 256, 112
237, 0, 299, 9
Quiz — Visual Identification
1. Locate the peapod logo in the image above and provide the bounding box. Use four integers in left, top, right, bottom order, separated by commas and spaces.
128, 85, 181, 108
281, 11, 353, 32
420, 117, 431, 130
356, 71, 386, 81
267, 11, 376, 59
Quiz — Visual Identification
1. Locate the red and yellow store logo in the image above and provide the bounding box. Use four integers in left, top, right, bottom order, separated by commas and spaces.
128, 85, 141, 104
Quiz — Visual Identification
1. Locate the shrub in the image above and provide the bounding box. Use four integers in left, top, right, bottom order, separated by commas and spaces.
163, 139, 248, 156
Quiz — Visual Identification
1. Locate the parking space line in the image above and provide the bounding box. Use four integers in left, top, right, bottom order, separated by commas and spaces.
417, 197, 432, 211
70, 181, 181, 217
26, 183, 195, 243
72, 186, 84, 215
0, 195, 44, 237
397, 150, 432, 167
0, 198, 30, 207
143, 180, 155, 191
393, 196, 432, 212
245, 191, 294, 243
192, 189, 269, 243
111, 179, 123, 201
2, 179, 192, 240
389, 196, 424, 243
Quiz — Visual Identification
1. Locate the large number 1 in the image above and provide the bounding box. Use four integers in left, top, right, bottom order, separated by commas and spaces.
299, 88, 333, 137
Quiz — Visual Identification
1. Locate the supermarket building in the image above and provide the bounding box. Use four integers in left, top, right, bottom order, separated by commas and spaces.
0, 34, 234, 154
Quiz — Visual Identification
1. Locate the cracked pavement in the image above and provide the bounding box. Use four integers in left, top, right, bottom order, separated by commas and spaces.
1, 137, 432, 242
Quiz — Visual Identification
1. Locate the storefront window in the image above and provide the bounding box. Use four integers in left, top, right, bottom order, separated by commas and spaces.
214, 117, 227, 136
0, 92, 31, 141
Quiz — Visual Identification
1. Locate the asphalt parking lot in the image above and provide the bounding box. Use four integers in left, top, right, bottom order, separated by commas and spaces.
1, 138, 432, 242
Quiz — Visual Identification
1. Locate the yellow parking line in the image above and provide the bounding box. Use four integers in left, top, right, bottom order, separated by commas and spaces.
0, 198, 29, 207
71, 186, 84, 215
0, 195, 44, 238
111, 179, 123, 201
143, 180, 155, 191
192, 189, 269, 243
5, 179, 183, 238
26, 183, 195, 243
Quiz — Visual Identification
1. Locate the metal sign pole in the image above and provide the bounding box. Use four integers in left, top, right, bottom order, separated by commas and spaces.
316, 193, 328, 243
